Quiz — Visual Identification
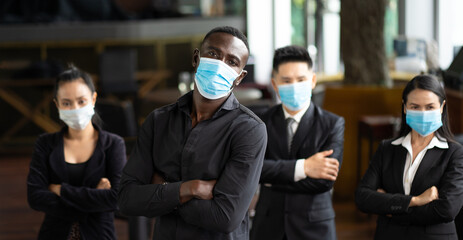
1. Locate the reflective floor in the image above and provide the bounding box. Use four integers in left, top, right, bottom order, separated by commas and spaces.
0, 156, 376, 240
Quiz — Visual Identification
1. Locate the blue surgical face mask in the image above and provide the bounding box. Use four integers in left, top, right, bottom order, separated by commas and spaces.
194, 57, 241, 100
406, 109, 442, 137
277, 81, 312, 111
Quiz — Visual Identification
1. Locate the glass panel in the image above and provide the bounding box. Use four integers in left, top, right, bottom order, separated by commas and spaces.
291, 0, 306, 46
384, 0, 399, 58
178, 0, 245, 17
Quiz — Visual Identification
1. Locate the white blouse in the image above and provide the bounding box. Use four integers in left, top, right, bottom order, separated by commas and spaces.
391, 133, 448, 195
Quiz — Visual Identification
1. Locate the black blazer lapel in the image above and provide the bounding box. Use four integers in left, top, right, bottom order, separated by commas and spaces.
271, 107, 290, 157
291, 103, 315, 158
49, 131, 69, 183
410, 148, 444, 195
82, 131, 106, 187
392, 145, 407, 194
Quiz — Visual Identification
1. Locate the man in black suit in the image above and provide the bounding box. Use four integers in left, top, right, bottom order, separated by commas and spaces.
250, 45, 344, 240
118, 26, 267, 240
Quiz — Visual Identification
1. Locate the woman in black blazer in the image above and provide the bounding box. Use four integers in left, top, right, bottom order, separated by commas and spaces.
356, 75, 463, 240
27, 67, 126, 239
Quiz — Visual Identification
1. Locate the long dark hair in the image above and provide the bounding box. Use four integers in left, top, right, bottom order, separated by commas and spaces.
398, 74, 454, 141
54, 65, 102, 127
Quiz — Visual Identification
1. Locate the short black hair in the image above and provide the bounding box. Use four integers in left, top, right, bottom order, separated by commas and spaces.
202, 26, 249, 53
398, 74, 454, 142
272, 45, 313, 72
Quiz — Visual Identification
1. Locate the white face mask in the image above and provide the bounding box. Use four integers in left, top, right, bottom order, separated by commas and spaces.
59, 103, 95, 130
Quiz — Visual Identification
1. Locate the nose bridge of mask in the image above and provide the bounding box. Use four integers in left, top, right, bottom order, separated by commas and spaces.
198, 58, 221, 72
407, 111, 423, 126
61, 105, 83, 116
421, 110, 433, 121
61, 103, 93, 115
278, 83, 297, 96
297, 80, 313, 90
407, 109, 435, 122
279, 81, 312, 94
425, 109, 442, 122
199, 58, 239, 82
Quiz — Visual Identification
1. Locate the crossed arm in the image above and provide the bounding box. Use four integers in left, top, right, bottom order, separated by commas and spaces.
117, 113, 267, 233
27, 136, 126, 219
261, 117, 345, 194
355, 142, 463, 225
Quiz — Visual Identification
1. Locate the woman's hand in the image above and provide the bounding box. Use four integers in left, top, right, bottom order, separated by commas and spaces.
49, 184, 61, 196
377, 188, 386, 193
409, 186, 439, 207
96, 178, 111, 189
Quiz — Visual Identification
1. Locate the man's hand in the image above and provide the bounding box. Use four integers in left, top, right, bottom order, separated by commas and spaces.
192, 180, 216, 200
152, 172, 166, 185
151, 172, 216, 204
179, 180, 217, 204
304, 149, 339, 181
49, 184, 61, 196
96, 178, 111, 189
409, 186, 439, 207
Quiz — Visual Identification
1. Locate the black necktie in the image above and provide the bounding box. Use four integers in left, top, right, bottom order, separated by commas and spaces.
286, 118, 295, 151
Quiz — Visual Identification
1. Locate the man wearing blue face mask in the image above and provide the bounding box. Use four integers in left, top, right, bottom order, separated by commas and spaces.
118, 26, 267, 240
250, 45, 345, 240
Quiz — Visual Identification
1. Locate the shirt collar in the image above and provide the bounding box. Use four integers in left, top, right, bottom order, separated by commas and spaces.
177, 90, 240, 116
282, 101, 311, 123
391, 132, 449, 150
220, 92, 240, 111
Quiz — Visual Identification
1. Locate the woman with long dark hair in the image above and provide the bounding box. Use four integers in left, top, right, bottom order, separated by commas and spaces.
27, 66, 126, 239
356, 75, 463, 239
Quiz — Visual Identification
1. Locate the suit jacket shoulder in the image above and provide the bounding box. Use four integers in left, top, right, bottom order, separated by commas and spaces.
447, 141, 463, 153
98, 128, 125, 153
262, 103, 344, 124
35, 130, 61, 150
311, 104, 344, 127
35, 125, 125, 150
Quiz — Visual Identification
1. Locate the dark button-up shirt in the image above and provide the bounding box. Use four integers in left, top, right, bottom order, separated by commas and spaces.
118, 91, 267, 240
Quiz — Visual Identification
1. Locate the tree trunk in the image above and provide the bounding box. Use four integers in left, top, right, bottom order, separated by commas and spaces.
341, 0, 391, 86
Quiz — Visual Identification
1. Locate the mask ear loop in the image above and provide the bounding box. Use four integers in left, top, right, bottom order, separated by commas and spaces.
440, 100, 446, 114
193, 49, 201, 72
230, 70, 244, 91
403, 100, 407, 115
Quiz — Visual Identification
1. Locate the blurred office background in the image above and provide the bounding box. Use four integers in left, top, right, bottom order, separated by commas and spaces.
1, 0, 463, 239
